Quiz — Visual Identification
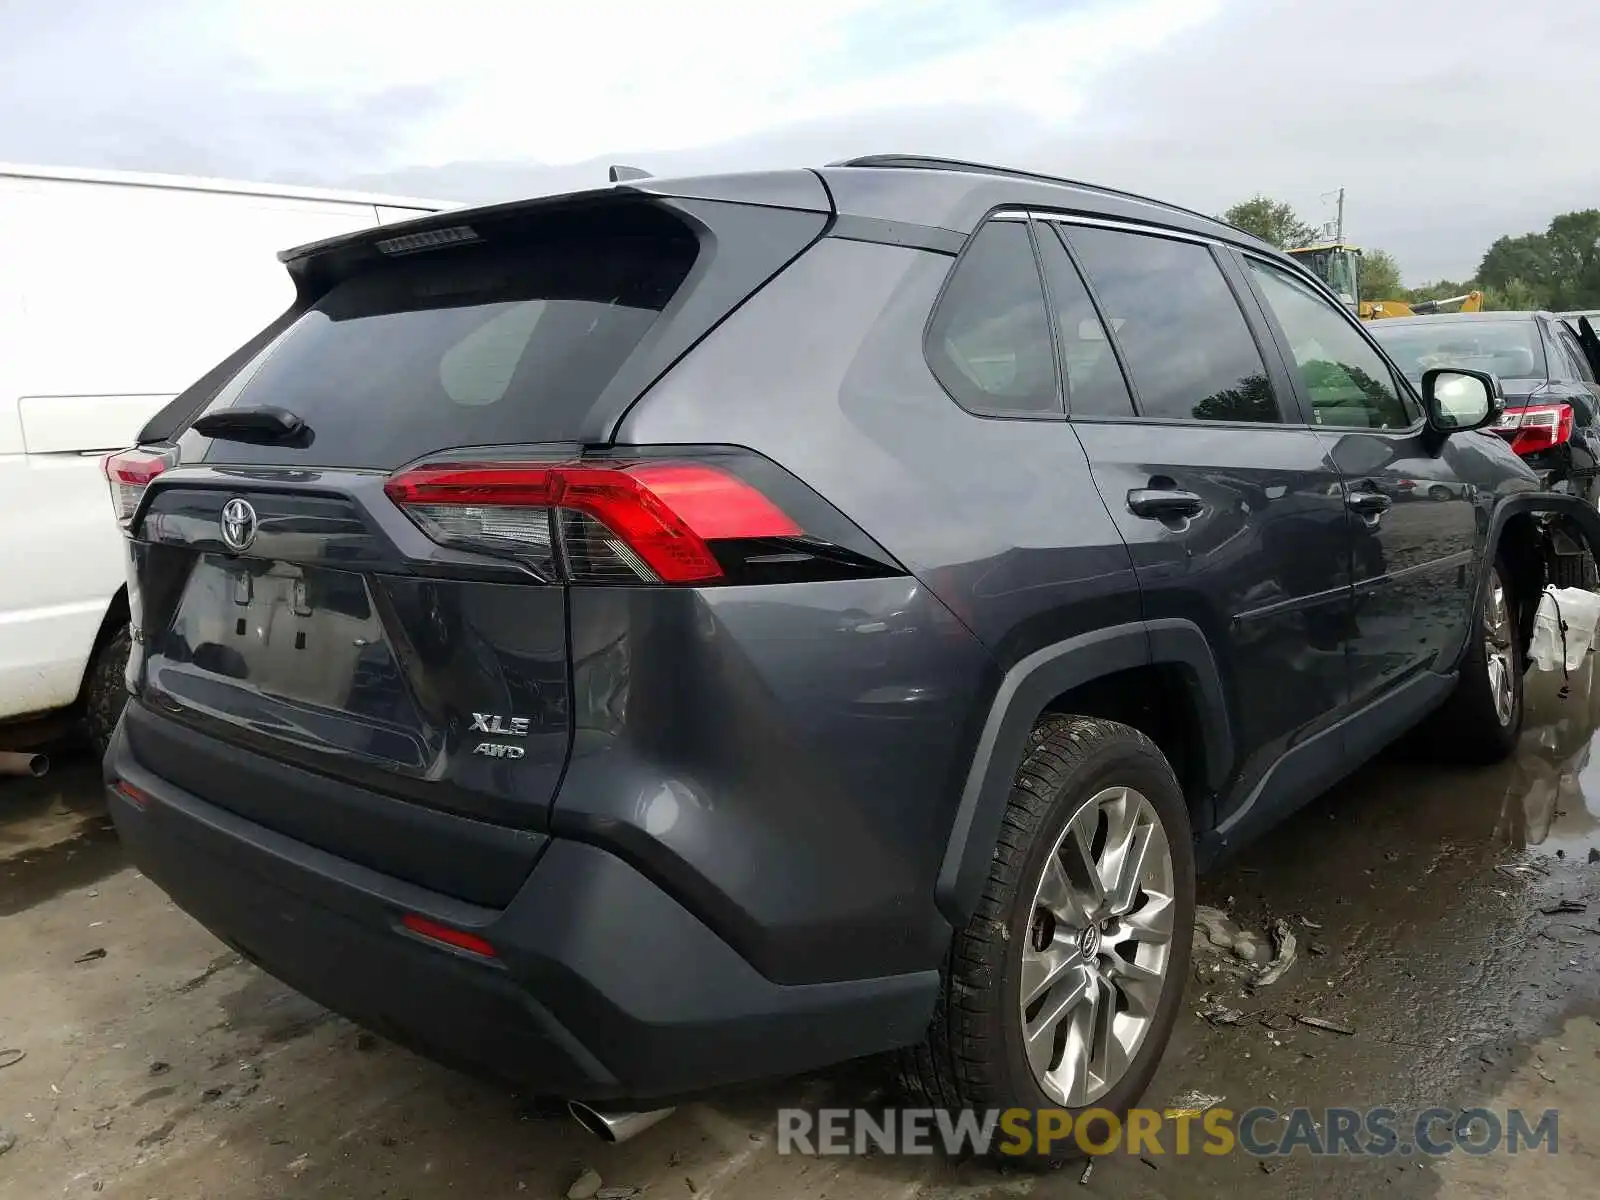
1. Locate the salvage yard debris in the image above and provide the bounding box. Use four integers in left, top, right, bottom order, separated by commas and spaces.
1199, 1002, 1247, 1026
1193, 906, 1299, 988
1541, 900, 1588, 915
1295, 1015, 1356, 1036
1168, 1089, 1226, 1112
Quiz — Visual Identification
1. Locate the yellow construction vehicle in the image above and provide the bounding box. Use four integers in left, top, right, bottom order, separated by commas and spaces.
1362, 292, 1483, 320
1285, 242, 1482, 320
1287, 242, 1363, 308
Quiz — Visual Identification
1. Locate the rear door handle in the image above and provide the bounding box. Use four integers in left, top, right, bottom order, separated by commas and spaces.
1127, 488, 1204, 519
1346, 490, 1392, 516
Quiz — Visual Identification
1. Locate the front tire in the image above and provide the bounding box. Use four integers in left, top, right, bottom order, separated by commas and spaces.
898, 716, 1194, 1167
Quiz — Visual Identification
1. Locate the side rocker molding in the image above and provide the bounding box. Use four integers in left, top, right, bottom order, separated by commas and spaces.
934, 619, 1233, 925
1201, 668, 1455, 866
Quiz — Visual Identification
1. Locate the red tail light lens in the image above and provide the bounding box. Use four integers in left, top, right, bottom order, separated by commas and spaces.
1496, 403, 1574, 456
103, 446, 179, 529
384, 459, 803, 584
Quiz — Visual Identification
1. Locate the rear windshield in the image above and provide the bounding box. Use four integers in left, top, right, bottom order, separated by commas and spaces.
180, 215, 698, 468
1370, 319, 1547, 387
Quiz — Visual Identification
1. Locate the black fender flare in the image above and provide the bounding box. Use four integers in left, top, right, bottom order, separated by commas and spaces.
934, 618, 1232, 924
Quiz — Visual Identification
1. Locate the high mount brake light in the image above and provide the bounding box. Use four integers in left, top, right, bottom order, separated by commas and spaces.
1496, 403, 1574, 456
383, 459, 804, 584
103, 446, 179, 529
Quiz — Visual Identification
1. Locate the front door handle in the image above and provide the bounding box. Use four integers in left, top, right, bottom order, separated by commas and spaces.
1127, 488, 1204, 519
1346, 490, 1393, 516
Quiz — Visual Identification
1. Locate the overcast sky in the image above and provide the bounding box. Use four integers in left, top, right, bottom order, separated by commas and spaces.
1, 0, 1592, 282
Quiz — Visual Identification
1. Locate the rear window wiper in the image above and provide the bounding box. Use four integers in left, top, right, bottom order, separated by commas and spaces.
191, 406, 311, 446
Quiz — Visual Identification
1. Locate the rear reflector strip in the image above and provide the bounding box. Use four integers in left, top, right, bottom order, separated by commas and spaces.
400, 913, 498, 958
112, 780, 151, 810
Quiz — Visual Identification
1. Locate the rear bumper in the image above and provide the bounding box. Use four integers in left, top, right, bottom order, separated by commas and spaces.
105, 722, 937, 1102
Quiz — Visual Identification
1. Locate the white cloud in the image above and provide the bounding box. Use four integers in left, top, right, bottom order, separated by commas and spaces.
2, 0, 1595, 281
216, 0, 1218, 166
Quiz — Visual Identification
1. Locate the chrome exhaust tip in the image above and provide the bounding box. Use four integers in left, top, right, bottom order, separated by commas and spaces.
568, 1102, 675, 1144
0, 751, 48, 778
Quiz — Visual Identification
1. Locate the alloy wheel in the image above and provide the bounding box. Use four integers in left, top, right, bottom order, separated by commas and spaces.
1018, 786, 1175, 1107
1483, 569, 1515, 727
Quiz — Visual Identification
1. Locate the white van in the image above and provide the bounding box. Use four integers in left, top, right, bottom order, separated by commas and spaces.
0, 164, 446, 748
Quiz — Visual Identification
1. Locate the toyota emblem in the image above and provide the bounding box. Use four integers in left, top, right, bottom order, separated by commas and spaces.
220, 498, 258, 552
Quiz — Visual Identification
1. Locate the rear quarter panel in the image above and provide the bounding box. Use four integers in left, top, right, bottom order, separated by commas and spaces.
619, 237, 1138, 668
603, 238, 1141, 980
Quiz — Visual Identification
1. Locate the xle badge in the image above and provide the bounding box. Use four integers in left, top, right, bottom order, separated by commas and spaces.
470, 712, 530, 759
471, 713, 530, 736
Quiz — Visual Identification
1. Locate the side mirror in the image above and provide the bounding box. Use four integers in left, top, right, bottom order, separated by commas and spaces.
1422, 367, 1503, 434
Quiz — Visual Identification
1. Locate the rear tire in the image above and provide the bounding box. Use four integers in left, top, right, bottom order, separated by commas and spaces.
81, 625, 131, 755
1549, 550, 1597, 591
896, 716, 1194, 1167
1418, 561, 1523, 764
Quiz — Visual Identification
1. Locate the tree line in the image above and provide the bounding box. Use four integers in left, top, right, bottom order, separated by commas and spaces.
1221, 195, 1600, 312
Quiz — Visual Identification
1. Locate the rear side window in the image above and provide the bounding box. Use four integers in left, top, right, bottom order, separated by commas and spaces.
925, 220, 1059, 416
1035, 225, 1135, 417
1065, 226, 1280, 423
183, 218, 698, 468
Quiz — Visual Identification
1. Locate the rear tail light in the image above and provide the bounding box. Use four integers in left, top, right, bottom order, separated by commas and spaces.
384, 457, 820, 585
103, 446, 179, 529
1495, 403, 1574, 456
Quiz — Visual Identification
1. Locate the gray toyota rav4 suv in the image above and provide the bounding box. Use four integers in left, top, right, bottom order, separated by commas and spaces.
103, 156, 1599, 1162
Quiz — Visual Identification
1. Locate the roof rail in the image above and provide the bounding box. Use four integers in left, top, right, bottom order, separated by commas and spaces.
829, 154, 1247, 239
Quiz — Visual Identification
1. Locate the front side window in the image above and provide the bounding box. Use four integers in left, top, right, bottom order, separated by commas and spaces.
1248, 259, 1415, 429
1065, 226, 1280, 423
926, 220, 1059, 416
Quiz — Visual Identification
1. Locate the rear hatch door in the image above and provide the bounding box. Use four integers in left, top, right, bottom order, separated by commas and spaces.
122, 189, 829, 901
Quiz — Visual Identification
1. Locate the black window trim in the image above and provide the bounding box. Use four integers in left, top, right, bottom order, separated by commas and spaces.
1232, 247, 1429, 437
1541, 322, 1571, 381
1034, 212, 1299, 430
1028, 217, 1140, 420
920, 207, 1067, 421
1545, 317, 1592, 384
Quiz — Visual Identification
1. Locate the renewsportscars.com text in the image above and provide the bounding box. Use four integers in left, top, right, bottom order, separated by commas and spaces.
777, 1106, 1559, 1158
